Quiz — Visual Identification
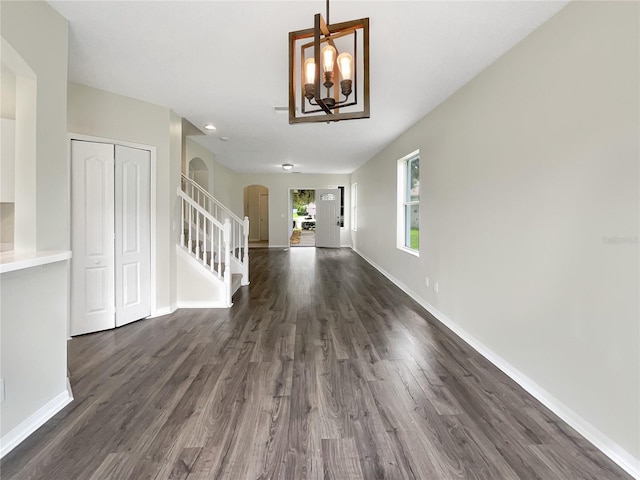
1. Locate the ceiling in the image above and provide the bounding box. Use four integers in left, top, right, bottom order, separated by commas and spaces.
48, 0, 568, 174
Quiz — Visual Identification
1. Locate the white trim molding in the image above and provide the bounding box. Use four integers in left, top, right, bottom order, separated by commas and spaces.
148, 306, 177, 318
0, 381, 73, 459
176, 301, 230, 309
352, 247, 640, 480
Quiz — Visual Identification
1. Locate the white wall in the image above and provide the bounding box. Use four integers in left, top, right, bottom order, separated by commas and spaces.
1, 262, 70, 438
67, 82, 181, 312
231, 173, 352, 247
0, 0, 71, 451
176, 246, 226, 308
185, 137, 214, 194
169, 111, 182, 310
0, 67, 16, 120
212, 159, 237, 210
0, 119, 15, 203
2, 2, 68, 251
351, 1, 639, 471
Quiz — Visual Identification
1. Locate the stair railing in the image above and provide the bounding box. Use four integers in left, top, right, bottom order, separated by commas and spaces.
178, 188, 233, 306
179, 175, 249, 285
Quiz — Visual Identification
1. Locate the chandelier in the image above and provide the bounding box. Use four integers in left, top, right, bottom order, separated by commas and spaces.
288, 0, 370, 124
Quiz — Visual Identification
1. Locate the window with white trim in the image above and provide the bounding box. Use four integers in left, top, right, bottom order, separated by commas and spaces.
351, 183, 358, 231
397, 151, 419, 255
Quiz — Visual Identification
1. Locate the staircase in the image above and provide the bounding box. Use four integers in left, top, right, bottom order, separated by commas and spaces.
177, 174, 249, 307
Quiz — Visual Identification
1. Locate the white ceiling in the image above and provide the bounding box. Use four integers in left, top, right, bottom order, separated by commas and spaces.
48, 0, 568, 174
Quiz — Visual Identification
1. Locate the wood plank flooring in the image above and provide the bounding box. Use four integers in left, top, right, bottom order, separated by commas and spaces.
1, 248, 632, 479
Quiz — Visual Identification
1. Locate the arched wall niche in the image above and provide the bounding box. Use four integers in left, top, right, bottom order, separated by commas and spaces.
188, 157, 209, 191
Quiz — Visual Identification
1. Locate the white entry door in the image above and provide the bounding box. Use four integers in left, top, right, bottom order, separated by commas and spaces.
115, 145, 151, 327
315, 189, 340, 248
71, 141, 151, 336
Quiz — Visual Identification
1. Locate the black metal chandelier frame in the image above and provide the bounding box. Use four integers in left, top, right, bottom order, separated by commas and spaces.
288, 1, 370, 124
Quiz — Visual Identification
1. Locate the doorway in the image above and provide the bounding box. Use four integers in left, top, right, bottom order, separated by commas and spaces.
290, 189, 316, 247
244, 185, 269, 247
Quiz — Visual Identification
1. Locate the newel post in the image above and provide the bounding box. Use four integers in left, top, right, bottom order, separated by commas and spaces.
242, 216, 250, 285
223, 218, 232, 306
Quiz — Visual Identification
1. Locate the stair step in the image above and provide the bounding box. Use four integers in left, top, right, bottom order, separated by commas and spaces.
231, 273, 243, 297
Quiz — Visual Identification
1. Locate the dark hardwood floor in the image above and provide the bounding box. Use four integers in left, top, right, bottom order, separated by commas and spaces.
1, 248, 631, 479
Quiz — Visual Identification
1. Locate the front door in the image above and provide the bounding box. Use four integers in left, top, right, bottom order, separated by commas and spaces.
315, 189, 340, 248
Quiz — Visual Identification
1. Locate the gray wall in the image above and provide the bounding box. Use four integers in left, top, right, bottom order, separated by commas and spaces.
351, 1, 639, 466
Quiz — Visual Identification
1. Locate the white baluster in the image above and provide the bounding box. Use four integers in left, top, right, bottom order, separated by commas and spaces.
180, 197, 185, 247
188, 204, 193, 254
243, 216, 249, 285
217, 229, 223, 279
196, 206, 200, 258
211, 222, 215, 272
223, 218, 232, 306
202, 218, 207, 265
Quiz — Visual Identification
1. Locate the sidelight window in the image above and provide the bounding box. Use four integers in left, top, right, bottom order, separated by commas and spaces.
397, 151, 420, 255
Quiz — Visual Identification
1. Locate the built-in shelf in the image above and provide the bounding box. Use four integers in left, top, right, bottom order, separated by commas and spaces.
0, 250, 72, 274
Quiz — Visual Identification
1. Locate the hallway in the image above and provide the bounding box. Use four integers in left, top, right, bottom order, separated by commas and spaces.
0, 248, 631, 479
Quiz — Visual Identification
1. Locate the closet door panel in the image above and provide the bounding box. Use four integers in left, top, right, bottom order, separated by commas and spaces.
115, 145, 151, 326
70, 140, 116, 336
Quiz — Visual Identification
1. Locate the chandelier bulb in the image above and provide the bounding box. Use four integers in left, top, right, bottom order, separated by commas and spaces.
321, 44, 337, 73
304, 58, 316, 85
337, 52, 353, 81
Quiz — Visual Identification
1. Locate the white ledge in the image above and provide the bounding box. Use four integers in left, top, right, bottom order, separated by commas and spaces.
0, 250, 72, 274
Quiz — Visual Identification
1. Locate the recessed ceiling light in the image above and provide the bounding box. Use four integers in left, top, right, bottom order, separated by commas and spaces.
282, 164, 294, 170
204, 124, 216, 131
219, 136, 229, 142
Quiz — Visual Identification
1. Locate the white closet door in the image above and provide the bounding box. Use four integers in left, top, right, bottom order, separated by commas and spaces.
71, 141, 116, 336
114, 145, 151, 327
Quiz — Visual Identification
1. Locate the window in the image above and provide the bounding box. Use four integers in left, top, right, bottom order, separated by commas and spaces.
397, 151, 419, 255
351, 183, 358, 231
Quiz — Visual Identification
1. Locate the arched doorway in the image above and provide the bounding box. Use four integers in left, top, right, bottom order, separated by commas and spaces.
188, 157, 209, 192
243, 185, 269, 246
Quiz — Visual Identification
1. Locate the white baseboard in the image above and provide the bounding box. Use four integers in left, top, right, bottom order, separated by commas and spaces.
176, 301, 230, 309
149, 305, 177, 318
0, 380, 74, 459
352, 247, 640, 480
